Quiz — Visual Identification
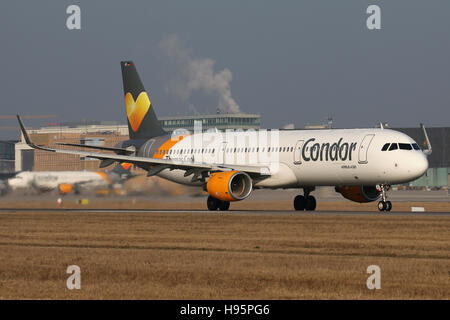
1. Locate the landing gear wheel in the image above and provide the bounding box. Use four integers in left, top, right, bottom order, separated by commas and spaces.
207, 196, 220, 211
305, 196, 317, 211
385, 201, 392, 212
378, 184, 392, 212
378, 201, 386, 212
294, 195, 306, 211
218, 201, 230, 211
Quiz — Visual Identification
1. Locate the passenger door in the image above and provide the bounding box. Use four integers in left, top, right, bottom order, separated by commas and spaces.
293, 140, 304, 165
220, 141, 227, 164
358, 134, 375, 164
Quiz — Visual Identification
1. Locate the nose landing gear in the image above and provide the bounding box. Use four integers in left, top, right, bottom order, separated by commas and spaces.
377, 184, 392, 212
294, 187, 316, 211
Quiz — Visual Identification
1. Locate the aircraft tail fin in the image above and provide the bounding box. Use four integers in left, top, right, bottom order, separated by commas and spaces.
121, 61, 165, 140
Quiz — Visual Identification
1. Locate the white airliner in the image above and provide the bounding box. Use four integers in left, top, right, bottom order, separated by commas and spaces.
17, 61, 431, 211
6, 163, 133, 195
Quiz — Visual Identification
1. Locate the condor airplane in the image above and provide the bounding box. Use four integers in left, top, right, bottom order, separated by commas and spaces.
17, 61, 431, 212
6, 163, 133, 195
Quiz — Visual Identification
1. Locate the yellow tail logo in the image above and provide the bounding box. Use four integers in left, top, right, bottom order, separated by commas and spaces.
125, 92, 150, 132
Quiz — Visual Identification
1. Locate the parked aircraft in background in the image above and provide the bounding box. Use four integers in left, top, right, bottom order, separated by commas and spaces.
0, 173, 16, 196
5, 163, 134, 195
17, 61, 432, 211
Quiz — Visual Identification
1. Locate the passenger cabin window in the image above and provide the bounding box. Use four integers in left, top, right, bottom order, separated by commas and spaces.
381, 143, 390, 151
389, 143, 398, 151
399, 143, 412, 150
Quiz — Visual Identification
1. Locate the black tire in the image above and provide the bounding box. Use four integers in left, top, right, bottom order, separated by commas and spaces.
305, 195, 317, 211
294, 195, 306, 211
207, 196, 219, 211
378, 201, 386, 212
385, 201, 392, 212
218, 201, 230, 211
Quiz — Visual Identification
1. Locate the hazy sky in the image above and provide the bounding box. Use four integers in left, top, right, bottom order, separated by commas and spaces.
1, 1, 449, 139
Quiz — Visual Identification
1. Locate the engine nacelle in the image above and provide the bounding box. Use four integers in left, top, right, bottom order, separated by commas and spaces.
335, 185, 380, 203
58, 183, 73, 195
206, 171, 252, 201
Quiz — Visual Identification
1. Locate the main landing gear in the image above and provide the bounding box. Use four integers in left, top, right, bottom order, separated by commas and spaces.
294, 187, 316, 211
207, 195, 230, 211
377, 184, 392, 212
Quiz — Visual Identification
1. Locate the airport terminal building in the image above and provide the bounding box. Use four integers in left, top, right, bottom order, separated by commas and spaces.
0, 141, 16, 173
159, 113, 260, 132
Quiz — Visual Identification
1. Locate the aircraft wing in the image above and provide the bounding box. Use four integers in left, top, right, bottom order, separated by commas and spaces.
55, 142, 134, 154
17, 116, 271, 178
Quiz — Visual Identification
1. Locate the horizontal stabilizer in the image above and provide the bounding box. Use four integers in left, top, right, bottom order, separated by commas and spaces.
99, 159, 116, 168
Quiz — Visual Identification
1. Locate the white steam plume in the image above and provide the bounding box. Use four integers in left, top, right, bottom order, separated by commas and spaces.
159, 34, 241, 114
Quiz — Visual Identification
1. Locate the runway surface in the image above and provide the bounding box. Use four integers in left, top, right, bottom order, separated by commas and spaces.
1, 207, 450, 216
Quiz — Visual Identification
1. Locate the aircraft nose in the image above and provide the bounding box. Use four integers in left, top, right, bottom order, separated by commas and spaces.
419, 154, 428, 175
410, 154, 428, 179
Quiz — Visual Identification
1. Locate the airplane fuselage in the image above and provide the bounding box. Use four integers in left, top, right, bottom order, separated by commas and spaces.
127, 128, 428, 189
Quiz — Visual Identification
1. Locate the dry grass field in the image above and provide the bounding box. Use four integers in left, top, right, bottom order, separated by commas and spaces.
0, 201, 449, 299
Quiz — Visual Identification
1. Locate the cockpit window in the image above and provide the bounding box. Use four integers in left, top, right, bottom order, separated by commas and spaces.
388, 143, 398, 151
399, 143, 412, 150
384, 142, 419, 151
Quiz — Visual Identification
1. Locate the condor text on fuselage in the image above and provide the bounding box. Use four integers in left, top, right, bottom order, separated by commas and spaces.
301, 137, 357, 162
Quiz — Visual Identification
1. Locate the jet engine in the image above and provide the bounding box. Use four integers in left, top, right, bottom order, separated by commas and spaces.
58, 183, 73, 195
206, 171, 252, 201
335, 185, 380, 203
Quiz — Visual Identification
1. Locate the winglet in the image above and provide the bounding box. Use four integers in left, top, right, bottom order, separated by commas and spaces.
17, 115, 53, 152
17, 115, 34, 146
420, 123, 432, 156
